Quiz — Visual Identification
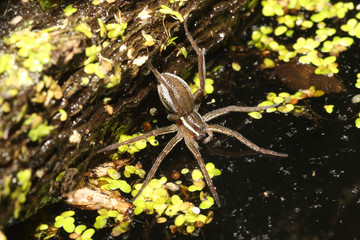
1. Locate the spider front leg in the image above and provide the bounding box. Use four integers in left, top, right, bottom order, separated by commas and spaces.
97, 124, 177, 153
132, 131, 184, 202
184, 132, 221, 207
203, 104, 279, 122
206, 124, 288, 157
184, 21, 206, 105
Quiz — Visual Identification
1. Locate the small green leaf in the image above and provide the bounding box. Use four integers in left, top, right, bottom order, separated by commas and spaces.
159, 5, 184, 22
181, 46, 187, 58
82, 228, 95, 238
106, 180, 120, 190
184, 214, 196, 223
108, 210, 119, 218
181, 168, 189, 174
274, 25, 287, 36
59, 109, 67, 121
75, 23, 93, 38
63, 220, 75, 233
94, 215, 108, 229
61, 211, 75, 218
63, 5, 77, 17
17, 169, 31, 183
192, 169, 203, 181
171, 195, 182, 205
355, 118, 360, 128
199, 196, 215, 209
232, 62, 241, 71
248, 112, 262, 119
324, 105, 334, 113
174, 214, 185, 226
98, 18, 106, 37
37, 224, 49, 231
75, 225, 87, 234
134, 139, 147, 150
107, 168, 121, 180
119, 181, 132, 193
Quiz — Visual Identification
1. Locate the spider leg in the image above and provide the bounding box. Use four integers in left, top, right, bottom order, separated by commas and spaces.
184, 21, 206, 105
206, 124, 288, 157
132, 131, 184, 202
184, 133, 221, 207
203, 104, 279, 122
97, 124, 178, 153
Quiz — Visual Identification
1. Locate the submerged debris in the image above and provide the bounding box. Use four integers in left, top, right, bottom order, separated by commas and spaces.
274, 61, 346, 93
63, 187, 133, 214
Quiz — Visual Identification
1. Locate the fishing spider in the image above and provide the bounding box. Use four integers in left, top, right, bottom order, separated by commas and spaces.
98, 21, 287, 206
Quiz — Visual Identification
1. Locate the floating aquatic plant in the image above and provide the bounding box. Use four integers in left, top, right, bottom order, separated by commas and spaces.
190, 73, 214, 95
38, 155, 220, 238
249, 0, 356, 75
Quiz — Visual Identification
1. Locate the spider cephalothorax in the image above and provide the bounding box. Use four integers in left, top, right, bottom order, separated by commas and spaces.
98, 21, 287, 206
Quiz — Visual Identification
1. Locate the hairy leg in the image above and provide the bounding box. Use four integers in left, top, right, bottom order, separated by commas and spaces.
203, 104, 279, 122
184, 133, 221, 206
132, 131, 184, 201
97, 124, 177, 153
206, 124, 288, 157
184, 20, 206, 105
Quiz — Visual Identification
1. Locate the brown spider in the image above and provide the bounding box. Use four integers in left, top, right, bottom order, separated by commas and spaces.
98, 21, 287, 206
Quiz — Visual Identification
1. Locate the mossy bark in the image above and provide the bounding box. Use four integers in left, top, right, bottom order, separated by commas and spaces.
0, 0, 250, 229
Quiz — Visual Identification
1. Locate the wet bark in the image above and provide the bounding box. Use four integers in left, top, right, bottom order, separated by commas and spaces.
0, 0, 250, 229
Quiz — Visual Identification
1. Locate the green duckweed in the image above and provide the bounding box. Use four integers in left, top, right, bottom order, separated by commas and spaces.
190, 73, 214, 95
355, 115, 360, 128
74, 225, 87, 234
324, 105, 334, 113
54, 211, 76, 233
355, 73, 360, 89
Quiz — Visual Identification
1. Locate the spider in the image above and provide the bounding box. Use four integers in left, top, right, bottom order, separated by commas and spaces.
98, 21, 287, 206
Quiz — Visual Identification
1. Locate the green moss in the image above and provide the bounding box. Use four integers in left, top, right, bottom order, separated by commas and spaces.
5, 28, 53, 72
10, 169, 32, 219
28, 122, 55, 142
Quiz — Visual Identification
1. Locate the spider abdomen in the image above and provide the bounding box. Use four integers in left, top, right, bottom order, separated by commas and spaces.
158, 72, 194, 116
